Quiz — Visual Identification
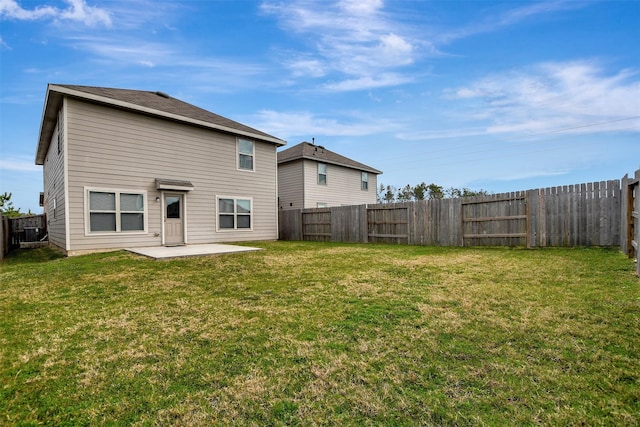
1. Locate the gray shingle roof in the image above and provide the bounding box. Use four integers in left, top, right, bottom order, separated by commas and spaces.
278, 141, 382, 174
36, 84, 285, 164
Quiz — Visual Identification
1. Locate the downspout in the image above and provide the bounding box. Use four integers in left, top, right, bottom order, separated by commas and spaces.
301, 159, 306, 209
62, 98, 71, 253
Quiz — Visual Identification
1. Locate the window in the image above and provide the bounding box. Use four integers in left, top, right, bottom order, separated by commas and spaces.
361, 172, 369, 191
317, 202, 328, 208
217, 197, 252, 230
318, 163, 327, 185
238, 138, 254, 171
166, 196, 180, 219
86, 188, 146, 234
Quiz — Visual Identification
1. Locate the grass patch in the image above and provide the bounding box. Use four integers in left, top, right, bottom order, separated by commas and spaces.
1, 243, 638, 425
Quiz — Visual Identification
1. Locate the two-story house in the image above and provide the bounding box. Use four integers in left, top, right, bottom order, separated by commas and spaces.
35, 84, 286, 255
277, 141, 382, 209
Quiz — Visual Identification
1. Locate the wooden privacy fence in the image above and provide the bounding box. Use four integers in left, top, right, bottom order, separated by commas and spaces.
621, 169, 640, 276
9, 214, 47, 247
0, 214, 48, 261
279, 178, 625, 249
462, 192, 528, 247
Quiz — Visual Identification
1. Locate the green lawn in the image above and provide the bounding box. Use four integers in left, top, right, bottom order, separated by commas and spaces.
1, 242, 638, 426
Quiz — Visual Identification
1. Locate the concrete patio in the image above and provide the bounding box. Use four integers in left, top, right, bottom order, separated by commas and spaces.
126, 243, 262, 259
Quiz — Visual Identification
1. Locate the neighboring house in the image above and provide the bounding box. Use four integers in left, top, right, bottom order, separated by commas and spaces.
277, 141, 382, 209
35, 84, 286, 255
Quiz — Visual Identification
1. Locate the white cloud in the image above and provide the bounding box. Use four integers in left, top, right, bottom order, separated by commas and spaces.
261, 0, 417, 90
0, 0, 111, 26
252, 110, 395, 139
66, 35, 172, 64
58, 0, 111, 27
0, 35, 10, 49
287, 57, 326, 78
0, 157, 39, 172
396, 128, 487, 141
444, 61, 640, 135
339, 0, 383, 15
437, 1, 587, 44
492, 169, 569, 182
378, 33, 413, 66
0, 0, 56, 20
324, 73, 413, 91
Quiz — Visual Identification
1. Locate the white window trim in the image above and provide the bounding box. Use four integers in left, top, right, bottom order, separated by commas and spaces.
318, 163, 327, 185
361, 172, 369, 191
237, 138, 255, 172
216, 195, 254, 232
84, 187, 148, 236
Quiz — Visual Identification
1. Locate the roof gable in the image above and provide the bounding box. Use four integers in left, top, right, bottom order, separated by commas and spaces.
36, 84, 286, 165
277, 141, 382, 174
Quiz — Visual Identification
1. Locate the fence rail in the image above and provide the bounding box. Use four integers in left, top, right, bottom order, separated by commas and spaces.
280, 178, 629, 251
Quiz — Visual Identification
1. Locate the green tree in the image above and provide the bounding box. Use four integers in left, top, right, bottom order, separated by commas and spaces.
377, 184, 386, 203
446, 187, 488, 198
378, 183, 488, 203
426, 183, 445, 200
0, 192, 23, 218
383, 185, 396, 203
396, 184, 413, 202
413, 182, 427, 200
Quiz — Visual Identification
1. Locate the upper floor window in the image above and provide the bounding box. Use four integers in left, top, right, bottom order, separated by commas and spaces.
238, 138, 254, 171
361, 172, 369, 191
318, 163, 327, 185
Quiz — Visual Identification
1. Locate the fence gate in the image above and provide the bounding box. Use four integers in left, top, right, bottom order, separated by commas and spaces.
462, 192, 528, 247
625, 172, 640, 276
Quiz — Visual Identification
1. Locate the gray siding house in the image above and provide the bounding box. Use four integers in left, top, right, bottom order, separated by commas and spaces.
36, 84, 286, 255
277, 141, 381, 210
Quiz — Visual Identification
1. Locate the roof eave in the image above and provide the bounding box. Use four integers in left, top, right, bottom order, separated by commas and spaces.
35, 85, 62, 165
278, 154, 382, 174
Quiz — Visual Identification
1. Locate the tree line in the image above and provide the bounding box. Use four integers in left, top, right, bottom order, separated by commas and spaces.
377, 183, 489, 203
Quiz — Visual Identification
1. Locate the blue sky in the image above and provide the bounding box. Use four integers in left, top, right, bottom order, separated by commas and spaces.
1, 0, 639, 213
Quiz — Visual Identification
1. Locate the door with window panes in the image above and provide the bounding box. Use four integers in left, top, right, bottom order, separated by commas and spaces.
164, 193, 184, 245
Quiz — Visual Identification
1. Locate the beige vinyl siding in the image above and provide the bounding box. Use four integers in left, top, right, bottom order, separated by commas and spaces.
64, 98, 279, 253
43, 107, 67, 251
302, 160, 378, 208
277, 160, 304, 210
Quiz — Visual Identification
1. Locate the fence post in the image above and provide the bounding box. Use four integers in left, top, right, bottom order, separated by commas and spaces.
526, 190, 533, 248
360, 205, 368, 243
635, 169, 640, 277
0, 216, 7, 262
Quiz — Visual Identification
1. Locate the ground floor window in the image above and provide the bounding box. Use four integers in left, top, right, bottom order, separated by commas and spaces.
85, 188, 147, 234
217, 196, 252, 230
